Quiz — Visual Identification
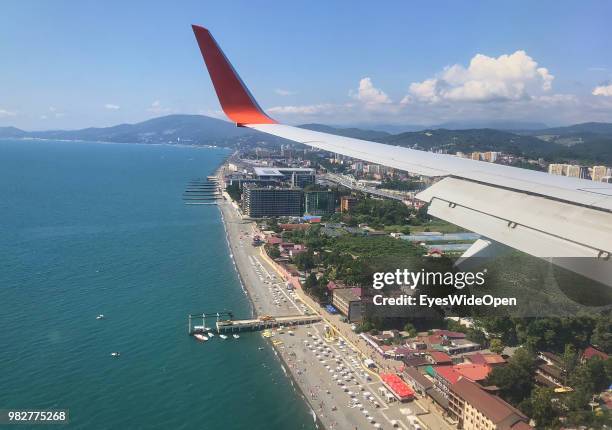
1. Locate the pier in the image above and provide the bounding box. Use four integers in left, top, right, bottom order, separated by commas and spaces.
183, 177, 222, 205
187, 312, 321, 335
216, 314, 321, 333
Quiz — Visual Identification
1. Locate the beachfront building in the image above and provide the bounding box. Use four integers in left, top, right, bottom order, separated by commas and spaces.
304, 190, 336, 216
331, 288, 363, 322
449, 378, 532, 430
242, 185, 303, 218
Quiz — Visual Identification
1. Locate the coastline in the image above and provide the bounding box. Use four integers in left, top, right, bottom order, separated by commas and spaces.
213, 163, 324, 428
212, 163, 426, 430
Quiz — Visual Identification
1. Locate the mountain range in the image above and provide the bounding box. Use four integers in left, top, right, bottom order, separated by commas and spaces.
1, 115, 611, 164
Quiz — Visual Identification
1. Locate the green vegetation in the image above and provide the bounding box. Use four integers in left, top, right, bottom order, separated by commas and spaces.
377, 179, 423, 191
226, 182, 241, 202
327, 197, 414, 229
489, 338, 505, 354
476, 315, 612, 354
486, 347, 536, 405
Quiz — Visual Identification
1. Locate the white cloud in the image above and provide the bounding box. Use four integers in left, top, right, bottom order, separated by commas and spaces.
104, 103, 120, 110
0, 108, 16, 117
147, 100, 171, 114
408, 50, 554, 103
592, 84, 612, 97
268, 103, 342, 115
274, 88, 296, 96
535, 94, 578, 105
350, 77, 392, 108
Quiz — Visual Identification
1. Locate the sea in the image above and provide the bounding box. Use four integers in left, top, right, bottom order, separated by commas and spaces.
0, 139, 315, 429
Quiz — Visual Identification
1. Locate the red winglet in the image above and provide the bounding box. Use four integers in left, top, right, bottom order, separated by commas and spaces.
192, 25, 276, 126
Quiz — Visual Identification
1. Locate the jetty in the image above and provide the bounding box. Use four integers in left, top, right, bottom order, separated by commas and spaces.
188, 312, 321, 335
183, 177, 221, 205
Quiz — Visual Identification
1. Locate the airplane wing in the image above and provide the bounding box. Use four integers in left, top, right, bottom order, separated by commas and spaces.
192, 25, 612, 287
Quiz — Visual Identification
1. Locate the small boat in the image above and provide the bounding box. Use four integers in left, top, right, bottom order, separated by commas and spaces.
233, 334, 240, 339
207, 332, 215, 337
110, 352, 120, 357
258, 347, 264, 350
194, 334, 208, 342
219, 334, 228, 340
96, 314, 105, 320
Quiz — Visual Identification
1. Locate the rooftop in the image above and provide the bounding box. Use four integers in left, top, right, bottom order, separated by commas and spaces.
583, 345, 609, 361
253, 167, 315, 177
428, 351, 453, 364
333, 287, 361, 302
403, 366, 434, 390
451, 378, 531, 429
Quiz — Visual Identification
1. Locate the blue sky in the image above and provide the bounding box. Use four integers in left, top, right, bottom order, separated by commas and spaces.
1, 0, 611, 130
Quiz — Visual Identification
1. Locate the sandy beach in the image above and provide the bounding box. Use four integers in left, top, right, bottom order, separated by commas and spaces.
214, 165, 452, 430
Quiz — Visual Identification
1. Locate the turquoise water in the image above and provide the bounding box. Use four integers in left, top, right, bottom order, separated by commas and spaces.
0, 139, 314, 429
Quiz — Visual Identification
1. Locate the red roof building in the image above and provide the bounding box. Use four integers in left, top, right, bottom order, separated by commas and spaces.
426, 351, 453, 365
454, 363, 491, 382
582, 346, 609, 362
380, 373, 415, 402
266, 236, 282, 245
465, 353, 506, 367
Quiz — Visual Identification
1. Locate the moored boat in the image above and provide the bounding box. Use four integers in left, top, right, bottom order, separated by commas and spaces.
194, 333, 208, 342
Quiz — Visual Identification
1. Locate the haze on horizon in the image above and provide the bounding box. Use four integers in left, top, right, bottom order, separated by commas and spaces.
0, 0, 611, 131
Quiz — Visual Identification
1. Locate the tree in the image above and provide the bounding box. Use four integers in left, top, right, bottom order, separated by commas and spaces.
528, 387, 558, 429
486, 348, 536, 405
466, 328, 487, 346
303, 272, 318, 291
561, 344, 578, 385
490, 338, 505, 355
294, 251, 315, 271
591, 314, 612, 353
266, 244, 280, 259
403, 322, 417, 337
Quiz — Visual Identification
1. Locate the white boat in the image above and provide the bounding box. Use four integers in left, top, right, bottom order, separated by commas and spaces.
207, 332, 215, 337
194, 334, 209, 342
96, 314, 105, 320
219, 334, 228, 340
233, 334, 240, 339
110, 352, 120, 357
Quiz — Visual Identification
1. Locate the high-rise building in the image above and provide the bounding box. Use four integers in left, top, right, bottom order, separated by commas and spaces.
548, 163, 566, 176
592, 165, 608, 182
253, 167, 315, 188
291, 171, 315, 188
304, 190, 336, 215
340, 195, 358, 213
567, 165, 589, 179
242, 185, 303, 218
482, 152, 499, 163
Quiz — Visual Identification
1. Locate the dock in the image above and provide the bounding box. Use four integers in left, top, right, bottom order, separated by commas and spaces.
183, 177, 222, 206
187, 311, 321, 335
216, 314, 321, 333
